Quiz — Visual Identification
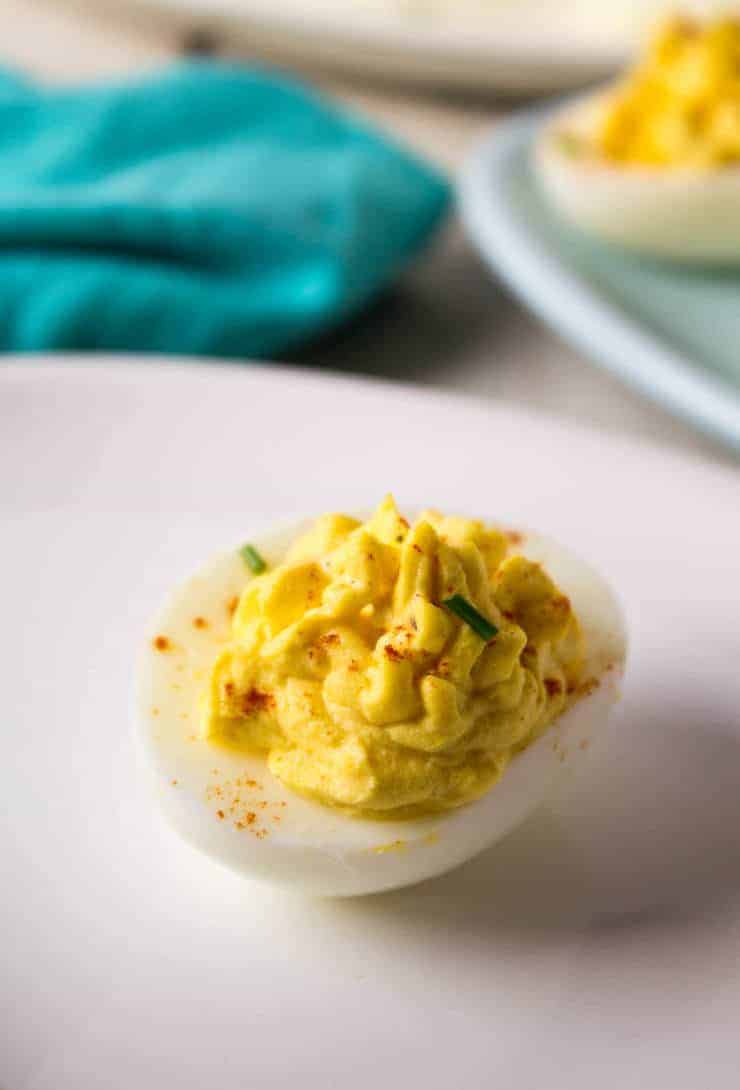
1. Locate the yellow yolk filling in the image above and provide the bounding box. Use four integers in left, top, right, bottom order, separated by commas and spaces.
598, 16, 740, 167
202, 497, 584, 817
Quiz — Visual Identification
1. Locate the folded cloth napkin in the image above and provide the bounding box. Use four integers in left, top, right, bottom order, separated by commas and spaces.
0, 63, 450, 357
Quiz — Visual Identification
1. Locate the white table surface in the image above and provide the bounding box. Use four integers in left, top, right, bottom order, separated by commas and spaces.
14, 0, 738, 468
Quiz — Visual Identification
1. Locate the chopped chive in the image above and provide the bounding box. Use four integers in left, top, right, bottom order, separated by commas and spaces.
557, 132, 583, 158
442, 594, 498, 641
240, 543, 266, 574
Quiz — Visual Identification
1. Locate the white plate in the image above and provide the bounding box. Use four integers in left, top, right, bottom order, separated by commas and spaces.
2, 358, 740, 1090
459, 106, 740, 455
89, 0, 640, 92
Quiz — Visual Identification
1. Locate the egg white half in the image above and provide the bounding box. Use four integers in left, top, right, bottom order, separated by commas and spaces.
136, 521, 626, 898
536, 89, 740, 263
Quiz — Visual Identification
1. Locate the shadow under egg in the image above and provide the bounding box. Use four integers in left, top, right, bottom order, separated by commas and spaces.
324, 690, 740, 943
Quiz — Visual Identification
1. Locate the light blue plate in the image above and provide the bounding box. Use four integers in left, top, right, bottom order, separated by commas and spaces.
459, 106, 740, 456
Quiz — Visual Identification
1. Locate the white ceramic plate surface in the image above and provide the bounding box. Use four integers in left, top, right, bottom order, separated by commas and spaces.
2, 358, 740, 1090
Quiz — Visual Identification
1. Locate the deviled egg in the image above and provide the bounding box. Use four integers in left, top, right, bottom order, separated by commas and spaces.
137, 497, 625, 897
536, 15, 740, 262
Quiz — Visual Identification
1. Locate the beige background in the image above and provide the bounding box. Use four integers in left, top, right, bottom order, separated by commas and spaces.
10, 0, 737, 467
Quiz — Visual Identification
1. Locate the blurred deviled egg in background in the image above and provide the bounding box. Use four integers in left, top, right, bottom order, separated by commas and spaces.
536, 13, 740, 262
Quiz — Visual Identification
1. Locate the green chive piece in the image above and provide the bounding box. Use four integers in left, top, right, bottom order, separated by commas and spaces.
442, 594, 498, 641
240, 543, 266, 574
557, 132, 583, 158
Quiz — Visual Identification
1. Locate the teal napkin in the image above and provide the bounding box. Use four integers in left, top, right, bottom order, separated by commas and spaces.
0, 63, 450, 357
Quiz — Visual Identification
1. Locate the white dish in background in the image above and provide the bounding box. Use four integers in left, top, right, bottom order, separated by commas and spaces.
87, 0, 644, 92
2, 358, 740, 1090
459, 105, 740, 455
